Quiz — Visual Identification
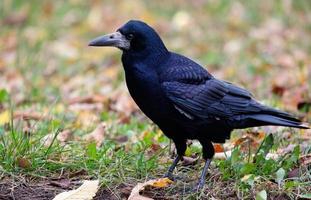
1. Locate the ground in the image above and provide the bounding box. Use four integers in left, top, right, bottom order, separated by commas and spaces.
0, 0, 310, 199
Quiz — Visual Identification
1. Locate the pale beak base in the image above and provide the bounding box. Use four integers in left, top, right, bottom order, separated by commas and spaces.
88, 31, 130, 50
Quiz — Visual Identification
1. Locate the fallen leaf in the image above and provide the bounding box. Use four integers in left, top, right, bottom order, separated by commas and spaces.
114, 135, 128, 143
110, 90, 138, 117
271, 83, 285, 96
17, 157, 31, 168
128, 178, 173, 200
13, 111, 50, 121
57, 130, 73, 144
41, 130, 73, 147
41, 134, 55, 147
213, 144, 224, 153
53, 180, 99, 200
299, 153, 311, 166
0, 110, 10, 125
182, 156, 198, 166
151, 143, 162, 152
83, 123, 106, 147
67, 95, 107, 105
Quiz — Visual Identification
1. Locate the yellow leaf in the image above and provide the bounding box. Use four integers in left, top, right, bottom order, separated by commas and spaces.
0, 110, 10, 125
53, 180, 99, 200
128, 178, 173, 200
150, 178, 173, 188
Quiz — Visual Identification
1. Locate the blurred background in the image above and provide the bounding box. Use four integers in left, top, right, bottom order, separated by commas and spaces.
1, 0, 310, 123
0, 0, 311, 199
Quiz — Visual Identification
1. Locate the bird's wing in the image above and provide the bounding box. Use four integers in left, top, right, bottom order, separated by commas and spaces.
162, 77, 261, 120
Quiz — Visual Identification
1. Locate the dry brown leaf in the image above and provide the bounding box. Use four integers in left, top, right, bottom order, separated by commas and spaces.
67, 95, 107, 105
17, 157, 31, 169
41, 130, 73, 147
52, 180, 99, 200
128, 178, 173, 200
110, 91, 138, 116
299, 154, 311, 166
182, 156, 198, 166
271, 83, 286, 96
150, 143, 161, 152
69, 103, 103, 113
57, 130, 73, 144
13, 111, 50, 121
83, 123, 106, 147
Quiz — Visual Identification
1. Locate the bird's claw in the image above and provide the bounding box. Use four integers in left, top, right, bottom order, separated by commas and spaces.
194, 181, 204, 191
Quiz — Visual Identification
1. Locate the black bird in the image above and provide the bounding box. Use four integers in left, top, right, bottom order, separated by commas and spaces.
89, 20, 309, 189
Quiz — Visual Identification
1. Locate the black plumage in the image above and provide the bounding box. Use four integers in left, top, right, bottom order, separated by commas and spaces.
89, 20, 309, 189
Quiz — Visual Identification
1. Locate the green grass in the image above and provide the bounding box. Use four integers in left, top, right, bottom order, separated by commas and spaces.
0, 0, 311, 199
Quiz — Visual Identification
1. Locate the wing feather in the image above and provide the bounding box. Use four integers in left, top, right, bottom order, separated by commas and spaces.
162, 78, 260, 119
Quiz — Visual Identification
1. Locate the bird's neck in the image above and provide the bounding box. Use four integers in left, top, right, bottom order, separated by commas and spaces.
122, 47, 169, 70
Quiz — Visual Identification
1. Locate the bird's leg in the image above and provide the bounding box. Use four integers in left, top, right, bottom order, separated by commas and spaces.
163, 155, 181, 180
197, 158, 212, 190
195, 140, 215, 191
163, 139, 186, 181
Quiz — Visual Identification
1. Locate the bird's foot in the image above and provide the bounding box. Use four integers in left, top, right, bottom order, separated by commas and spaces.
191, 158, 212, 192
187, 179, 205, 193
162, 155, 181, 181
194, 180, 205, 191
162, 173, 175, 181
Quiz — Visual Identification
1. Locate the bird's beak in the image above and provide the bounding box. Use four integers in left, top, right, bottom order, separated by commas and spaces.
88, 31, 130, 49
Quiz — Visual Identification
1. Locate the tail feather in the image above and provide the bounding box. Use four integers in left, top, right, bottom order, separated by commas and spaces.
248, 114, 309, 129
264, 107, 301, 123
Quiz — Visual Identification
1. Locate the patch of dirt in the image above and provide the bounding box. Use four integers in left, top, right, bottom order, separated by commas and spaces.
0, 179, 129, 200
0, 181, 62, 200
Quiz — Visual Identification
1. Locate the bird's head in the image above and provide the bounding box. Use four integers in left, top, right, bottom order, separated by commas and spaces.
89, 20, 168, 55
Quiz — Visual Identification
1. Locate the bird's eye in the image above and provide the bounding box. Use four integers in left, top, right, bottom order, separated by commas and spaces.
126, 34, 134, 40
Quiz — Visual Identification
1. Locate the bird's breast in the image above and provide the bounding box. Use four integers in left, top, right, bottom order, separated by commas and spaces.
123, 64, 173, 120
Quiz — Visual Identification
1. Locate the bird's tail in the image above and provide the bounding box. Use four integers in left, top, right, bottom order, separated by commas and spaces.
247, 108, 309, 129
